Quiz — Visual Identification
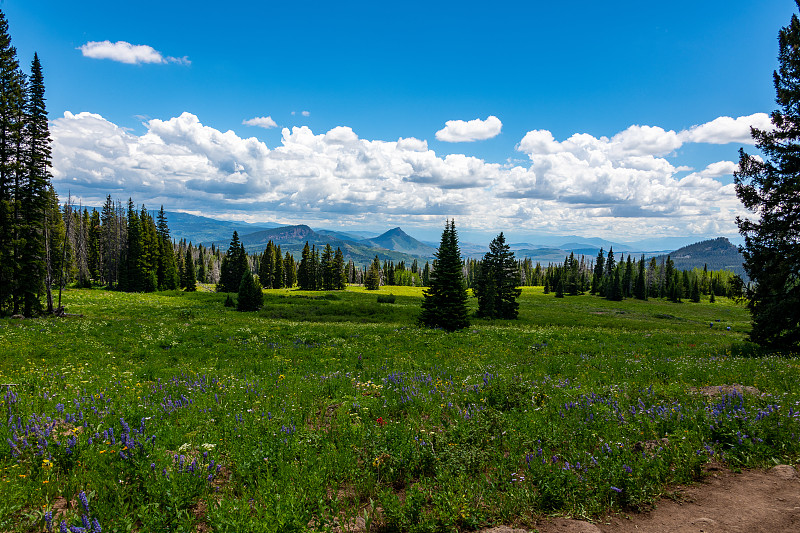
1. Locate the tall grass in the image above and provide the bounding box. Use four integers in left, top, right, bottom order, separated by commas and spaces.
0, 287, 797, 531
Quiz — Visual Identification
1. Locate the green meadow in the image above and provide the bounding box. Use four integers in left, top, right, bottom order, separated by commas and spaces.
1, 287, 798, 532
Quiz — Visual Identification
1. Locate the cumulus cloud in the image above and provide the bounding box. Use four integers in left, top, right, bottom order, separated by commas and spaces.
50, 111, 754, 238
78, 40, 190, 65
242, 116, 278, 129
435, 115, 502, 142
302, 111, 310, 117
681, 113, 774, 144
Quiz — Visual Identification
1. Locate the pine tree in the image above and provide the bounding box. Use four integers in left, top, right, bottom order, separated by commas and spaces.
298, 242, 312, 290
155, 206, 177, 290
283, 251, 296, 288
622, 256, 634, 298
690, 277, 701, 303
321, 243, 334, 290
16, 53, 51, 314
365, 256, 381, 290
0, 9, 25, 314
554, 268, 565, 298
607, 265, 624, 301
273, 245, 284, 289
333, 247, 346, 290
184, 247, 196, 292
196, 245, 206, 284
591, 248, 604, 295
259, 240, 276, 289
601, 247, 615, 297
217, 231, 246, 292
419, 220, 469, 331
634, 255, 647, 300
474, 232, 521, 319
734, 3, 800, 348
236, 268, 263, 311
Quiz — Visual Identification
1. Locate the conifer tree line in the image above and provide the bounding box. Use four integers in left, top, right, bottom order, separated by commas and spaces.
0, 9, 55, 316
534, 247, 743, 303
46, 197, 220, 294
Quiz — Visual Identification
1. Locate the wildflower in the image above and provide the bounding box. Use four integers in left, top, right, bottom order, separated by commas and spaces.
79, 491, 90, 514
376, 417, 387, 426
610, 486, 622, 493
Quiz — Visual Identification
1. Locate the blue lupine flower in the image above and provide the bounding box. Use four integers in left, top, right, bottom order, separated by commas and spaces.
79, 492, 90, 514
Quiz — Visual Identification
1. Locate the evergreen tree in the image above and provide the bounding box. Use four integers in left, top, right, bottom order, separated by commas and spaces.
601, 247, 615, 297
567, 252, 580, 296
184, 247, 196, 292
0, 9, 25, 314
734, 3, 800, 348
177, 247, 186, 288
236, 268, 263, 311
87, 208, 101, 281
298, 242, 312, 290
333, 247, 346, 289
474, 232, 521, 319
259, 240, 276, 289
283, 251, 296, 288
664, 256, 674, 299
690, 277, 701, 303
365, 255, 381, 290
321, 243, 335, 290
155, 206, 178, 290
634, 255, 647, 300
622, 256, 634, 298
196, 245, 206, 284
121, 199, 143, 291
217, 231, 246, 292
310, 246, 320, 290
419, 220, 469, 331
607, 265, 624, 301
554, 268, 565, 298
647, 257, 658, 297
273, 245, 284, 289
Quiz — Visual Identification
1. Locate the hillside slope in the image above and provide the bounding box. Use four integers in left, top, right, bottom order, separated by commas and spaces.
653, 237, 745, 276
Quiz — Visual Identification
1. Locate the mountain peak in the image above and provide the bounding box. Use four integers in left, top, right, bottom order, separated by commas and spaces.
364, 227, 436, 257
380, 227, 408, 238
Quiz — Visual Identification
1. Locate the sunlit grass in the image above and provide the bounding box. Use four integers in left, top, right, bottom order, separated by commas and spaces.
0, 287, 797, 531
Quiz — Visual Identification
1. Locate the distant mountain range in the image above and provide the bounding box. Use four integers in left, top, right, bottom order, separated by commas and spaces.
229, 224, 431, 265
161, 210, 744, 272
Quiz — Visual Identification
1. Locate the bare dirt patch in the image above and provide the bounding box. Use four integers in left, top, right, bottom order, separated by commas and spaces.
689, 384, 762, 397
529, 463, 800, 533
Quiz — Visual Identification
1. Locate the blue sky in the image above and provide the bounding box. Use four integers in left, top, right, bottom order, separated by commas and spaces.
4, 0, 794, 243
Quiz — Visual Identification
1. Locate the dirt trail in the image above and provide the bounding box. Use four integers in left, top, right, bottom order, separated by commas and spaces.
485, 463, 800, 533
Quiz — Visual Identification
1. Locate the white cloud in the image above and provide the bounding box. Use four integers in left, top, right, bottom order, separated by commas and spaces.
435, 115, 502, 142
302, 111, 310, 117
50, 111, 754, 239
242, 116, 278, 129
78, 40, 189, 65
396, 137, 428, 152
681, 113, 774, 145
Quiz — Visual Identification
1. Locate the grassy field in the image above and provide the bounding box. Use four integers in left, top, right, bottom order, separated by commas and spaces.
0, 286, 798, 532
